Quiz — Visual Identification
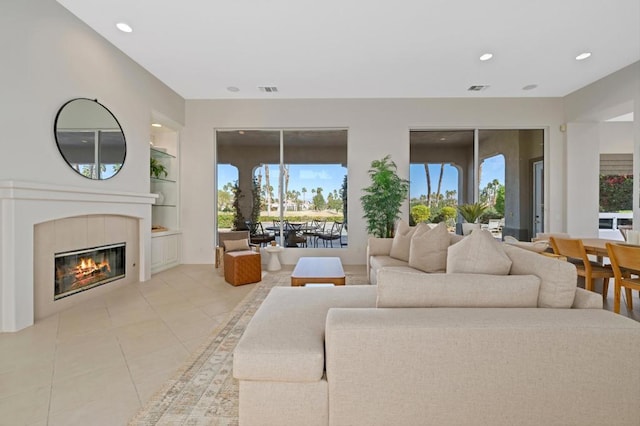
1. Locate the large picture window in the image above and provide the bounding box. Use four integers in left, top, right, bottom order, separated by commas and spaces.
410, 129, 543, 241
216, 129, 348, 248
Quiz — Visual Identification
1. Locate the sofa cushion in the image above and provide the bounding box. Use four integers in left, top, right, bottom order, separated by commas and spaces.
504, 244, 578, 308
408, 222, 450, 273
223, 238, 251, 252
376, 269, 540, 308
234, 286, 377, 382
446, 229, 512, 275
389, 220, 415, 261
370, 255, 409, 271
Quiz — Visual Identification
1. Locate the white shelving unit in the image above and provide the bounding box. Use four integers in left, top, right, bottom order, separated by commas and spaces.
150, 124, 180, 273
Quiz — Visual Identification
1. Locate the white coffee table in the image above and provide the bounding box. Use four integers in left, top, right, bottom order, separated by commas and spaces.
291, 257, 345, 286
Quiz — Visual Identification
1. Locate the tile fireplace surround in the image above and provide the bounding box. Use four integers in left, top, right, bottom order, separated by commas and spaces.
0, 180, 157, 332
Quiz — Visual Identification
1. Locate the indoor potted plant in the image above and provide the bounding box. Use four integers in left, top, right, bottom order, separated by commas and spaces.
150, 157, 168, 179
457, 202, 488, 235
360, 155, 409, 238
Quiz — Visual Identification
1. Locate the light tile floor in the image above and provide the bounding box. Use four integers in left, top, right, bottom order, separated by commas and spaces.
0, 264, 256, 426
0, 264, 637, 425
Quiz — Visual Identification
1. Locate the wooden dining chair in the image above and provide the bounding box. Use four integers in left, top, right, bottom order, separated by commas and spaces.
606, 242, 640, 314
549, 237, 614, 299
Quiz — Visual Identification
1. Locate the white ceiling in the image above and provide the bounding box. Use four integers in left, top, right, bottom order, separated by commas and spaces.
56, 0, 640, 100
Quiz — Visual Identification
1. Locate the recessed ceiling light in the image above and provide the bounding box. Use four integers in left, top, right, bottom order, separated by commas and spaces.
575, 52, 591, 61
479, 53, 493, 61
522, 84, 538, 91
238, 131, 245, 135
227, 86, 240, 92
151, 123, 162, 128
440, 137, 447, 141
116, 22, 133, 33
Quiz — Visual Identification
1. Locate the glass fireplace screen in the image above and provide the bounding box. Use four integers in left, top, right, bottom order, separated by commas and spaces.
54, 242, 126, 300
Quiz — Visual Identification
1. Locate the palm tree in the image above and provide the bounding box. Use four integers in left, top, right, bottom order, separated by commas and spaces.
424, 164, 431, 205
301, 187, 307, 203
264, 164, 271, 212
283, 165, 290, 212
435, 163, 445, 206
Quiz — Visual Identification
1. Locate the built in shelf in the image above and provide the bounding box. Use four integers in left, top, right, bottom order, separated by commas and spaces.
151, 177, 177, 183
150, 147, 176, 159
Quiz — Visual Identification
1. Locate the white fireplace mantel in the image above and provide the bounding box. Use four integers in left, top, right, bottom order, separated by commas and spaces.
0, 180, 157, 332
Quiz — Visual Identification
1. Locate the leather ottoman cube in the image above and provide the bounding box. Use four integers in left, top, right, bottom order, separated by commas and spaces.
224, 251, 262, 286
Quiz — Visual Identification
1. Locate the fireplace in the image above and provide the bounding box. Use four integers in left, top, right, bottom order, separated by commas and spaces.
54, 243, 126, 300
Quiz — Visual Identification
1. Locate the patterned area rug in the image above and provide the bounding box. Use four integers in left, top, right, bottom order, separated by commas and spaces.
129, 271, 369, 426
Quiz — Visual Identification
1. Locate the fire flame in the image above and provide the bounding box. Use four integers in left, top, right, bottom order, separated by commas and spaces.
74, 257, 111, 279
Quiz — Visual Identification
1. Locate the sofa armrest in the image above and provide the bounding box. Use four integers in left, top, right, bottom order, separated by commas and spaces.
367, 237, 394, 257
234, 286, 377, 382
572, 287, 603, 309
366, 238, 393, 281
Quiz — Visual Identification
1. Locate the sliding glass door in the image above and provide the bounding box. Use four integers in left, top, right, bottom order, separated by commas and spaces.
216, 129, 348, 248
410, 129, 544, 241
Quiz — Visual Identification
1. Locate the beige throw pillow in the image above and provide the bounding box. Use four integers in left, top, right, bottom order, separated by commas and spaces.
446, 229, 512, 275
503, 244, 577, 308
389, 220, 415, 262
408, 222, 450, 273
224, 238, 251, 252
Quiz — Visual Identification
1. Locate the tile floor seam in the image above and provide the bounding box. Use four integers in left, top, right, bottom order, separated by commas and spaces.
116, 333, 144, 408
138, 272, 201, 356
46, 313, 62, 426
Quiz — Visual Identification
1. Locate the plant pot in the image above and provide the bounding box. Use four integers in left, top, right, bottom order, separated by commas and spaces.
462, 223, 480, 236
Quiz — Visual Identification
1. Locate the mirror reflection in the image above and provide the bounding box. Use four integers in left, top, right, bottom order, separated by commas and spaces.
54, 98, 126, 180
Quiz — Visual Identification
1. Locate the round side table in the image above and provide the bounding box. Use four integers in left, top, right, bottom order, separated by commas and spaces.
264, 245, 284, 271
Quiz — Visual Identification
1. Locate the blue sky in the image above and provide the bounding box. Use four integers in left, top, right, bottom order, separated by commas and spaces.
218, 164, 347, 196
219, 155, 504, 199
409, 155, 505, 198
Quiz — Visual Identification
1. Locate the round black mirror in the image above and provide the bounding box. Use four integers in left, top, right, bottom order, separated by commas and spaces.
54, 98, 126, 180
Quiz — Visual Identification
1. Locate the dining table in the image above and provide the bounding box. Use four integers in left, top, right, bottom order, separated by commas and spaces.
579, 237, 636, 262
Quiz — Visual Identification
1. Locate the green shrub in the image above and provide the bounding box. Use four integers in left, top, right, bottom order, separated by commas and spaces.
217, 213, 234, 229
410, 204, 431, 224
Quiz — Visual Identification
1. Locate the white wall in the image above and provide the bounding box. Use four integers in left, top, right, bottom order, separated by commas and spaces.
0, 0, 185, 190
0, 0, 185, 330
566, 123, 600, 237
182, 98, 565, 265
564, 62, 640, 236
599, 122, 634, 154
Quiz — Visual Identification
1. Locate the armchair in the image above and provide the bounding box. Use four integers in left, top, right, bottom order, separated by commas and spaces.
215, 230, 258, 268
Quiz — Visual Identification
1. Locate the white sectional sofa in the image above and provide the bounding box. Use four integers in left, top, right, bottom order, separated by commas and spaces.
366, 221, 466, 284
233, 228, 640, 425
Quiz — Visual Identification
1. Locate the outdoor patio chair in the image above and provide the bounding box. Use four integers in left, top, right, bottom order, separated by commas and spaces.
487, 219, 502, 236
317, 221, 345, 247
284, 220, 307, 247
245, 220, 276, 247
302, 219, 324, 247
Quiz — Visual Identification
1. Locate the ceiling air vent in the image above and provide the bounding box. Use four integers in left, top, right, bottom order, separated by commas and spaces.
468, 85, 490, 91
258, 86, 279, 93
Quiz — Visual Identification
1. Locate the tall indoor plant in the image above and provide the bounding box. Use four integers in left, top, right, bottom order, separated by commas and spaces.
360, 155, 409, 238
